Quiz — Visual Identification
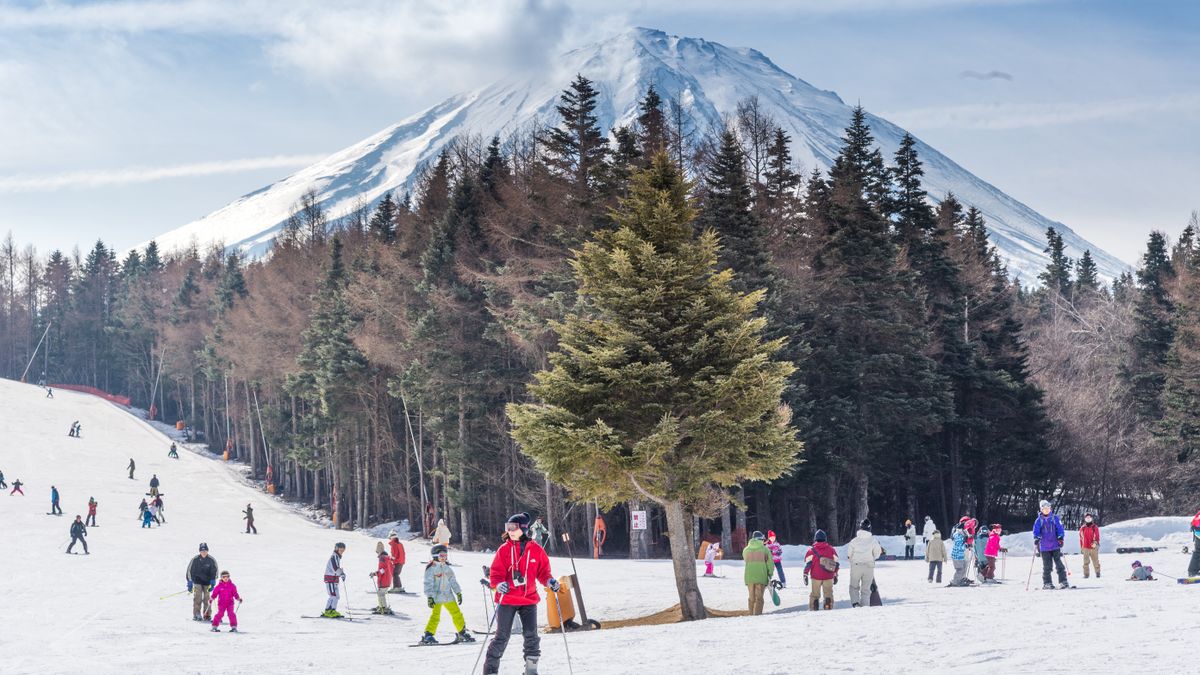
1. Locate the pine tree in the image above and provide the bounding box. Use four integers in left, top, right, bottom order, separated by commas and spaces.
637, 86, 667, 159
479, 136, 509, 201
1038, 227, 1073, 299
508, 154, 801, 621
1126, 231, 1174, 422
829, 106, 889, 213
542, 75, 609, 199
369, 193, 398, 243
761, 127, 800, 237
698, 129, 775, 297
1075, 250, 1100, 297
142, 241, 163, 272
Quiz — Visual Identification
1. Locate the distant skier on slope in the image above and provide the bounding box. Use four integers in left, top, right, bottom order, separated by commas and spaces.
68, 421, 78, 437
321, 542, 348, 618
127, 458, 135, 480
483, 512, 557, 675
151, 495, 165, 524
187, 543, 219, 621
1079, 513, 1101, 578
420, 544, 472, 645
803, 529, 838, 611
925, 528, 946, 584
66, 515, 88, 554
0, 470, 6, 489
209, 570, 242, 632
904, 519, 917, 560
86, 497, 97, 526
167, 443, 179, 459
73, 422, 81, 437
529, 516, 549, 549
387, 530, 406, 593
243, 503, 256, 534
9, 479, 23, 496
50, 485, 62, 515
1033, 500, 1069, 590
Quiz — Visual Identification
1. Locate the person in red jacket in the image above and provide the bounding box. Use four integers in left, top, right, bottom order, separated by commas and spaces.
483, 512, 559, 675
369, 541, 395, 615
388, 530, 406, 593
1079, 513, 1101, 578
803, 529, 839, 611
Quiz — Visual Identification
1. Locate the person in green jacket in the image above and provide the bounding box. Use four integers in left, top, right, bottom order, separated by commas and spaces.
742, 531, 774, 615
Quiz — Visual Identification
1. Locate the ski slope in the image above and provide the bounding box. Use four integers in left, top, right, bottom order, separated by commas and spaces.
1, 376, 1194, 674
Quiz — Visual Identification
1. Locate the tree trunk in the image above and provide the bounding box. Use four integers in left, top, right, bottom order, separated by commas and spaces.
628, 499, 647, 559
544, 477, 556, 554
826, 474, 840, 543
854, 471, 870, 530
664, 500, 707, 621
720, 501, 733, 556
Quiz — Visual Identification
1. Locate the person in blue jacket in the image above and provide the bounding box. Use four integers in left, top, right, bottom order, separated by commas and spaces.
1033, 500, 1068, 589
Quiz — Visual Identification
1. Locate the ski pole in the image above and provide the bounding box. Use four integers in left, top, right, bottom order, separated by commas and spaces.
344, 578, 352, 614
1025, 554, 1037, 591
159, 590, 189, 600
469, 588, 501, 675
548, 584, 574, 675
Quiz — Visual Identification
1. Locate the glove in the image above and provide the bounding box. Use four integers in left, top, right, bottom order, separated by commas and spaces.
803, 574, 809, 586
187, 580, 193, 592
1057, 539, 1064, 548
1033, 538, 1040, 549
427, 596, 435, 608
547, 578, 561, 593
496, 582, 510, 595
833, 575, 839, 585
368, 572, 376, 578
479, 578, 491, 587
456, 592, 463, 604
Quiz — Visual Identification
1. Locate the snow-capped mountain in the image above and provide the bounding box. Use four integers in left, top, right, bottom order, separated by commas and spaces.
148, 27, 1128, 283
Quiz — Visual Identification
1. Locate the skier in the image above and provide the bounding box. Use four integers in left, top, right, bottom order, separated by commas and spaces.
321, 542, 348, 618
949, 519, 971, 586
922, 515, 936, 545
0, 470, 6, 489
420, 543, 473, 644
925, 528, 946, 583
529, 517, 549, 549
1130, 560, 1155, 581
983, 524, 1002, 581
765, 531, 786, 587
150, 495, 165, 524
845, 519, 882, 607
432, 518, 452, 547
1188, 511, 1200, 578
141, 505, 155, 528
168, 443, 179, 459
387, 530, 406, 593
46, 387, 54, 398
1079, 513, 1101, 578
369, 542, 394, 614
209, 570, 242, 632
50, 485, 62, 515
66, 515, 88, 554
10, 478, 24, 496
68, 421, 78, 437
86, 497, 97, 527
592, 513, 607, 559
243, 503, 256, 534
483, 512, 558, 675
742, 530, 774, 615
1033, 499, 1069, 589
127, 458, 135, 480
904, 519, 917, 560
73, 422, 81, 437
149, 474, 160, 497
187, 543, 219, 621
803, 529, 838, 610
703, 541, 721, 577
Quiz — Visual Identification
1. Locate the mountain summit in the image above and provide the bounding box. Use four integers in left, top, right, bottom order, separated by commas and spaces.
150, 27, 1127, 282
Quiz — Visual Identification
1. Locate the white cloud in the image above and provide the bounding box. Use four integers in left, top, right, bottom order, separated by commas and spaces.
0, 154, 327, 192
882, 94, 1200, 130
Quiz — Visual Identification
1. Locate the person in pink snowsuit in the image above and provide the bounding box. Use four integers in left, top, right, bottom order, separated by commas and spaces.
210, 571, 242, 632
982, 524, 1002, 581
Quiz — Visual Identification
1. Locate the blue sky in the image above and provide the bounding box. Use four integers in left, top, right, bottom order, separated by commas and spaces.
0, 0, 1196, 264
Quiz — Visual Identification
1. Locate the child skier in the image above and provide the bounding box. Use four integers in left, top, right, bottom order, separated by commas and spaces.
803, 529, 838, 610
9, 478, 23, 496
703, 541, 721, 577
142, 506, 155, 528
210, 571, 242, 632
86, 497, 97, 526
983, 524, 1002, 581
1129, 560, 1155, 581
322, 542, 347, 618
1033, 500, 1069, 589
369, 541, 394, 614
765, 531, 786, 587
420, 544, 473, 644
925, 528, 946, 583
483, 512, 558, 675
973, 523, 989, 580
949, 520, 971, 586
388, 530, 406, 593
1079, 513, 1101, 578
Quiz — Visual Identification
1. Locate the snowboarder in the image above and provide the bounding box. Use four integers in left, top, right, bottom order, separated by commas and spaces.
983, 524, 1002, 581
1079, 513, 1101, 578
420, 544, 472, 644
742, 530, 774, 615
127, 458, 135, 480
483, 512, 558, 675
209, 570, 242, 632
926, 528, 946, 583
1130, 560, 1155, 581
703, 541, 721, 577
845, 519, 882, 607
50, 485, 62, 515
0, 470, 6, 489
86, 497, 97, 527
10, 478, 24, 496
803, 529, 838, 610
369, 542, 394, 614
904, 519, 917, 560
387, 530, 406, 593
922, 515, 936, 545
66, 515, 88, 554
187, 543, 219, 621
243, 503, 256, 534
949, 519, 971, 586
322, 542, 348, 618
73, 422, 80, 437
1188, 511, 1200, 578
168, 443, 179, 459
529, 516, 549, 549
68, 421, 78, 437
1033, 500, 1069, 589
149, 474, 160, 497
432, 518, 452, 547
765, 531, 786, 587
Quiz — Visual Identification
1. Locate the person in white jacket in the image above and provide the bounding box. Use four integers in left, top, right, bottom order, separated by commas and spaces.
922, 516, 936, 545
845, 519, 883, 607
432, 518, 452, 547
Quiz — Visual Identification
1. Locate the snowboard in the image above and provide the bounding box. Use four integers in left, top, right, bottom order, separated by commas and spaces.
869, 582, 882, 606
45, 512, 64, 516
769, 585, 780, 606
409, 639, 475, 648
364, 590, 416, 596
1116, 546, 1163, 554
1177, 577, 1200, 585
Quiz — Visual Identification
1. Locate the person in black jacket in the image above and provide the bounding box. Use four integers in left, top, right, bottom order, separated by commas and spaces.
66, 516, 88, 554
186, 543, 219, 621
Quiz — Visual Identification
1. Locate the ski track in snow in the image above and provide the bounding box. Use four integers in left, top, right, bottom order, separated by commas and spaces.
1, 377, 1191, 674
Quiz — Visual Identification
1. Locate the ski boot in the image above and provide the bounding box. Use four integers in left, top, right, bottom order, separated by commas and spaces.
322, 609, 343, 618
420, 631, 438, 645
455, 629, 476, 643
1042, 583, 1054, 590
523, 656, 539, 675
808, 598, 819, 611
823, 597, 833, 610
211, 626, 220, 632
1096, 571, 1101, 578
1059, 582, 1071, 589
229, 627, 238, 633
851, 602, 861, 608
372, 606, 394, 615
193, 614, 203, 622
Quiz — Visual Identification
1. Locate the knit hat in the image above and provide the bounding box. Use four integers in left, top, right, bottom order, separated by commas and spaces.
814, 529, 827, 542
506, 512, 531, 531
1039, 499, 1052, 510
860, 519, 872, 532
1131, 560, 1142, 568
388, 529, 398, 538
335, 542, 346, 550
199, 542, 209, 552
767, 530, 777, 541
751, 530, 765, 541
431, 544, 449, 557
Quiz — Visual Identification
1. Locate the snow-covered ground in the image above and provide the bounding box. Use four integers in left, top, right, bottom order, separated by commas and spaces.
1, 376, 1194, 674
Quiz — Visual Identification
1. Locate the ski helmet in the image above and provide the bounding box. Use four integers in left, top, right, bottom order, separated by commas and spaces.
860, 519, 872, 532
431, 544, 449, 557
814, 529, 828, 542
1191, 511, 1200, 529
1131, 560, 1142, 568
1039, 499, 1052, 511
506, 512, 531, 531
388, 529, 398, 538
751, 530, 765, 541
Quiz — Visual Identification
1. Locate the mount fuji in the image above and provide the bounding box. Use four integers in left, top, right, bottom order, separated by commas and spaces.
148, 27, 1128, 283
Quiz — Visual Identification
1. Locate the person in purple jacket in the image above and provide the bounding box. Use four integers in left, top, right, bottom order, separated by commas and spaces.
1033, 499, 1069, 589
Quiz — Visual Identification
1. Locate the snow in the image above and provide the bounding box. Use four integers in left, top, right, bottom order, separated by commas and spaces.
141, 27, 1128, 284
2, 375, 1193, 673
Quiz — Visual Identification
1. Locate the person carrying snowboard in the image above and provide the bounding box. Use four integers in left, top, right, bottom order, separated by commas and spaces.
1033, 500, 1069, 589
127, 458, 135, 480
529, 516, 549, 549
703, 541, 721, 577
904, 519, 917, 560
846, 519, 882, 607
388, 530, 406, 593
66, 515, 88, 554
50, 485, 62, 515
765, 531, 786, 587
187, 543, 219, 621
86, 497, 97, 526
922, 515, 936, 545
209, 570, 242, 632
925, 528, 946, 583
742, 530, 774, 615
10, 478, 23, 496
483, 512, 558, 675
420, 544, 472, 644
1079, 513, 1101, 578
168, 442, 179, 459
803, 529, 838, 610
369, 542, 394, 615
243, 503, 256, 534
322, 542, 348, 618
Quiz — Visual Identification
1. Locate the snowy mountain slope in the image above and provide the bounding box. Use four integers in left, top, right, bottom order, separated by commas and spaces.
148, 28, 1127, 284
1, 375, 1197, 673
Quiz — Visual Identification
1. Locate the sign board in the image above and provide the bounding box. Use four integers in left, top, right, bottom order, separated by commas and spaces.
631, 510, 648, 531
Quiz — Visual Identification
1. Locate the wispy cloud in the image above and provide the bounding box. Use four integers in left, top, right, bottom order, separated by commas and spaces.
882, 94, 1200, 130
960, 69, 1014, 81
0, 154, 327, 192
